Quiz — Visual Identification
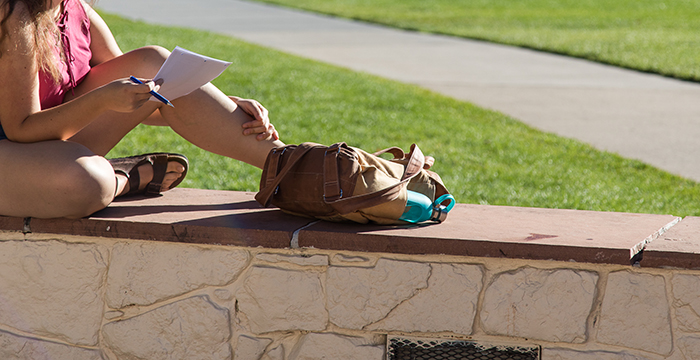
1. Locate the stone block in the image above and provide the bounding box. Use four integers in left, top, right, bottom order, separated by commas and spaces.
597, 271, 672, 355
368, 263, 483, 335
0, 330, 103, 360
0, 240, 107, 346
676, 335, 700, 360
327, 259, 431, 329
674, 305, 700, 332
542, 348, 651, 360
262, 345, 285, 360
330, 254, 373, 266
234, 335, 272, 360
106, 241, 249, 308
103, 295, 230, 360
288, 333, 385, 360
256, 253, 329, 266
481, 267, 597, 343
672, 274, 700, 332
235, 266, 327, 333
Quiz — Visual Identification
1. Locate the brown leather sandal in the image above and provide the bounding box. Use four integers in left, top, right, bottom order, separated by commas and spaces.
109, 153, 189, 196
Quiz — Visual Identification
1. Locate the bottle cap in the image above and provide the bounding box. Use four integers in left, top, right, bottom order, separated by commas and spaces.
430, 194, 456, 223
430, 206, 449, 222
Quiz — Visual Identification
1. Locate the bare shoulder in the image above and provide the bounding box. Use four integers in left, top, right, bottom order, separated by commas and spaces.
0, 1, 12, 21
79, 0, 94, 14
0, 1, 32, 23
0, 1, 33, 47
82, 0, 123, 64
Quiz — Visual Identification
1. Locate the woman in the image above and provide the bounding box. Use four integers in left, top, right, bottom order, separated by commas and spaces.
0, 0, 284, 218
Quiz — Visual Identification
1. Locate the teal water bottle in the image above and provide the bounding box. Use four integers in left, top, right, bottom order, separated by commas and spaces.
399, 190, 456, 223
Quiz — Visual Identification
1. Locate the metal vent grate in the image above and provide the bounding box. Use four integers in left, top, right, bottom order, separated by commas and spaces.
387, 336, 540, 360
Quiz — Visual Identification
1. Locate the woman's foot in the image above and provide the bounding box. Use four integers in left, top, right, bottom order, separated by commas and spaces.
116, 161, 186, 195
109, 153, 189, 197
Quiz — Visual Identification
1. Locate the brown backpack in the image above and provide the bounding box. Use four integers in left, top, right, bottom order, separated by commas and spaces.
255, 142, 453, 225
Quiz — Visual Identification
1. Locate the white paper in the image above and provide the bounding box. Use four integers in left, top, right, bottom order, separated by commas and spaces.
151, 46, 232, 101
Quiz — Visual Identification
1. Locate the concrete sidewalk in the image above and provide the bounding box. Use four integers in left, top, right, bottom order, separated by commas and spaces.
97, 0, 700, 181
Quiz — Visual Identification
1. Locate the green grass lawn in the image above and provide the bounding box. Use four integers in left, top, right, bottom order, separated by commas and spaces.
254, 0, 700, 82
102, 13, 700, 217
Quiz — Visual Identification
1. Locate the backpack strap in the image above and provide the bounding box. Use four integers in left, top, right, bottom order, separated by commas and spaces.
373, 146, 405, 159
323, 143, 345, 202
375, 146, 434, 169
255, 143, 317, 207
262, 146, 286, 189
326, 144, 426, 215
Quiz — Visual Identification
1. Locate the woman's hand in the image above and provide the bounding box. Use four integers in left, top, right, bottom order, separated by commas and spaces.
231, 96, 280, 141
100, 78, 159, 113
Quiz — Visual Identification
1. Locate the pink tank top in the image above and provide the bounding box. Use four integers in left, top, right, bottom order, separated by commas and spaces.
38, 0, 92, 109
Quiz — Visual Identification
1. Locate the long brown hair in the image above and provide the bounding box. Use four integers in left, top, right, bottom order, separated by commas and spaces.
0, 0, 63, 82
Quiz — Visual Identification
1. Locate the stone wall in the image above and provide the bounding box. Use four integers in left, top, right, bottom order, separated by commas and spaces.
1, 230, 699, 360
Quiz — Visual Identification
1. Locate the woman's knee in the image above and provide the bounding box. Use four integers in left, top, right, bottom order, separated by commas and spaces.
128, 45, 170, 75
53, 155, 116, 218
69, 156, 116, 216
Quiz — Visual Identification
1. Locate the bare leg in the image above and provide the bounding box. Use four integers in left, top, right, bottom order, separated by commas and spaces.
159, 83, 284, 168
0, 139, 186, 218
66, 47, 167, 154
0, 140, 115, 219
68, 46, 284, 167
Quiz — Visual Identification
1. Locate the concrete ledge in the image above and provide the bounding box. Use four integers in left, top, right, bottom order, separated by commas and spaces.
0, 188, 692, 267
644, 216, 700, 269
7, 189, 311, 248
299, 204, 682, 266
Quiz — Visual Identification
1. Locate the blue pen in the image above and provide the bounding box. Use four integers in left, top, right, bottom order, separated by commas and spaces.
129, 76, 174, 107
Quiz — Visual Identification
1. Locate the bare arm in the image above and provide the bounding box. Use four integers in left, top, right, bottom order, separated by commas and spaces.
82, 1, 122, 66
79, 2, 172, 126
0, 3, 155, 143
79, 2, 279, 138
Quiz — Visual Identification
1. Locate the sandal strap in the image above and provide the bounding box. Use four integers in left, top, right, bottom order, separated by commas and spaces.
125, 161, 143, 196
109, 152, 188, 197
145, 155, 168, 196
